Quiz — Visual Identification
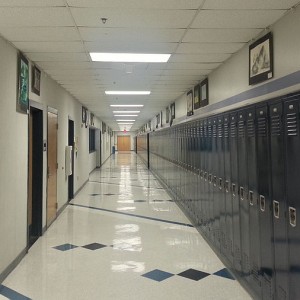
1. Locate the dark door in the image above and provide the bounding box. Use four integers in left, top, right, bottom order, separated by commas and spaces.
68, 119, 74, 201
28, 107, 43, 247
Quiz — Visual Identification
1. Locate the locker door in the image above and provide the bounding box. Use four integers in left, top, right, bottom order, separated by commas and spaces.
284, 96, 300, 300
237, 109, 250, 281
224, 114, 233, 264
217, 115, 225, 253
212, 117, 219, 248
257, 103, 275, 300
197, 120, 203, 228
246, 107, 262, 298
230, 112, 241, 272
200, 119, 206, 231
270, 101, 289, 300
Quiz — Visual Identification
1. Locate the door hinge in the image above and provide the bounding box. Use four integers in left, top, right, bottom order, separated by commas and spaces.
56, 163, 58, 169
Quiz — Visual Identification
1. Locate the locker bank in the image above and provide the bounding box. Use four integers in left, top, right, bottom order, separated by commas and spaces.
1, 1, 300, 299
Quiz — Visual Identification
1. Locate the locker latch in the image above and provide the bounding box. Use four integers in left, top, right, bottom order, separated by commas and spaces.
225, 181, 229, 193
204, 172, 208, 181
260, 195, 265, 212
273, 201, 279, 218
208, 174, 212, 183
289, 207, 296, 227
200, 170, 203, 179
219, 178, 223, 190
240, 187, 244, 200
249, 191, 254, 206
213, 176, 217, 186
232, 183, 236, 197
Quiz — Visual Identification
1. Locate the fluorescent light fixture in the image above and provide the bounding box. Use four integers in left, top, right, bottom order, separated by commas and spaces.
106, 91, 150, 95
116, 120, 135, 122
110, 105, 144, 107
90, 53, 171, 63
113, 111, 140, 113
114, 114, 138, 117
118, 123, 133, 125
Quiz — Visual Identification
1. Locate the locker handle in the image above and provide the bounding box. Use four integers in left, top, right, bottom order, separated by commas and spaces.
200, 170, 203, 179
204, 172, 208, 181
208, 174, 212, 183
225, 181, 229, 193
289, 207, 296, 227
219, 178, 223, 190
240, 187, 244, 200
249, 191, 254, 206
260, 195, 265, 212
273, 201, 279, 218
213, 176, 217, 186
232, 183, 236, 197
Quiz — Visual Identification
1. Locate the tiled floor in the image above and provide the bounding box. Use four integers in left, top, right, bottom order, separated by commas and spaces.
1, 153, 252, 300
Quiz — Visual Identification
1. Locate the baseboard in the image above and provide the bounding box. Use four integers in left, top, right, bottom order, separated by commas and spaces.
0, 248, 27, 284
74, 179, 89, 198
57, 202, 68, 217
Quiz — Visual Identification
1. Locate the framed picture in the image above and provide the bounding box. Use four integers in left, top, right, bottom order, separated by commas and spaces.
200, 78, 209, 107
148, 121, 151, 130
166, 106, 170, 123
194, 84, 200, 110
161, 111, 163, 127
170, 102, 175, 119
82, 106, 86, 123
156, 113, 160, 128
187, 90, 193, 116
85, 110, 89, 128
17, 52, 29, 113
32, 65, 41, 96
90, 113, 94, 126
102, 122, 106, 134
249, 32, 273, 85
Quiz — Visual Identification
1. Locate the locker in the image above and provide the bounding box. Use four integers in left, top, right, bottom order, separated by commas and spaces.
284, 95, 300, 300
223, 114, 234, 264
256, 103, 274, 300
217, 115, 226, 252
212, 117, 220, 248
200, 119, 206, 231
197, 120, 204, 227
203, 118, 210, 236
246, 107, 262, 298
237, 109, 250, 280
269, 100, 289, 300
230, 112, 241, 272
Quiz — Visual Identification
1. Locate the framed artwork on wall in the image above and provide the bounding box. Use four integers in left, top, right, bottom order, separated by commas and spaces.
31, 65, 41, 96
200, 78, 209, 107
161, 111, 163, 127
249, 32, 273, 85
17, 52, 29, 113
194, 84, 200, 110
85, 110, 89, 128
82, 106, 86, 123
102, 122, 106, 134
170, 102, 175, 120
166, 106, 170, 123
187, 90, 193, 116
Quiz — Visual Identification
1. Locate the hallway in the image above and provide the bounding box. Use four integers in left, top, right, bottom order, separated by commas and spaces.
1, 153, 251, 300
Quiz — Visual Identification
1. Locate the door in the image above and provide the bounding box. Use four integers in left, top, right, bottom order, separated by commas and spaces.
47, 111, 58, 226
28, 107, 43, 247
117, 136, 131, 151
68, 119, 74, 201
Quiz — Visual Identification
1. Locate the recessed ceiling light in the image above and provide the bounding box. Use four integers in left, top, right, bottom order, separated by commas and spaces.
110, 105, 144, 107
106, 91, 150, 95
114, 115, 138, 117
118, 123, 134, 125
116, 120, 135, 122
90, 53, 171, 63
113, 111, 140, 113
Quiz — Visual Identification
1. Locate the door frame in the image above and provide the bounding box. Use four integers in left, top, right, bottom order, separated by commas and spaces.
68, 117, 74, 201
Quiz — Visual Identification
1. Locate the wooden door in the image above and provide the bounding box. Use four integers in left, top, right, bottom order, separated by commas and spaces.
117, 136, 131, 151
47, 111, 58, 226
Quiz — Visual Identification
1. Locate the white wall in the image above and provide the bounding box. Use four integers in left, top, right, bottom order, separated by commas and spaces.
0, 34, 108, 279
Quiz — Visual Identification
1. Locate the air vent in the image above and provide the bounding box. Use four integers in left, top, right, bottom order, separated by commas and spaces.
257, 117, 267, 137
230, 122, 236, 138
224, 123, 229, 138
247, 119, 255, 137
213, 124, 217, 138
238, 120, 245, 138
286, 113, 298, 136
218, 123, 223, 138
271, 114, 281, 136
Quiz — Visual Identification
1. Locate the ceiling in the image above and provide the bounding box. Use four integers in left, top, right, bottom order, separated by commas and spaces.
0, 0, 299, 131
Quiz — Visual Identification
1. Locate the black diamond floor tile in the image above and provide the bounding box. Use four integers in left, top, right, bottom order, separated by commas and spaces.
103, 193, 115, 196
213, 268, 235, 280
82, 243, 107, 250
142, 269, 174, 282
53, 243, 78, 251
177, 269, 210, 281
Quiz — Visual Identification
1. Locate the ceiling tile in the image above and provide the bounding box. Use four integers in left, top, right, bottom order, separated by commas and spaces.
191, 10, 285, 29
0, 7, 74, 26
71, 8, 196, 28
85, 41, 177, 53
79, 27, 184, 43
170, 53, 231, 63
163, 69, 210, 76
166, 62, 221, 70
26, 52, 89, 62
0, 0, 65, 6
203, 0, 300, 10
37, 61, 93, 70
0, 27, 80, 42
13, 41, 85, 53
176, 42, 245, 54
183, 28, 262, 43
67, 0, 204, 9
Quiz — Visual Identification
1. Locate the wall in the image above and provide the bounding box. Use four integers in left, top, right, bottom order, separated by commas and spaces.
0, 34, 106, 281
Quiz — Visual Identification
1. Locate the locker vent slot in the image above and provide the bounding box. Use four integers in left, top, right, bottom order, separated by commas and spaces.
213, 124, 217, 138
257, 117, 267, 137
238, 120, 245, 137
286, 113, 298, 136
247, 119, 255, 137
208, 125, 212, 138
224, 123, 229, 138
230, 122, 236, 138
271, 114, 281, 136
218, 124, 223, 138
